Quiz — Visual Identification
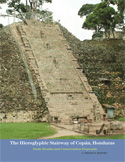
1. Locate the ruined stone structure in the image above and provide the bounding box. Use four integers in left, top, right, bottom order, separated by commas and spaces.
103, 31, 125, 40
0, 20, 124, 135
59, 24, 125, 119
10, 20, 106, 124
0, 25, 48, 123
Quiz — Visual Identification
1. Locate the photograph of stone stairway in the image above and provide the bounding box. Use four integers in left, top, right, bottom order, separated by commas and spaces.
11, 20, 106, 125
1, 20, 124, 135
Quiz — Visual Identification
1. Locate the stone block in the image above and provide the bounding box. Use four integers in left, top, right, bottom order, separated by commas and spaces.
110, 121, 123, 130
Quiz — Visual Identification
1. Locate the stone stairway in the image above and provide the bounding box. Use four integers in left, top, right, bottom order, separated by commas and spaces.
10, 20, 105, 125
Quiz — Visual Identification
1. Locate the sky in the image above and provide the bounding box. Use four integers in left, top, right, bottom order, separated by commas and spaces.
0, 0, 101, 40
43, 0, 101, 40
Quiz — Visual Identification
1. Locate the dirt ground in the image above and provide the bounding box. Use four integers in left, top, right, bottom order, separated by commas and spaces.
39, 125, 82, 139
39, 121, 125, 139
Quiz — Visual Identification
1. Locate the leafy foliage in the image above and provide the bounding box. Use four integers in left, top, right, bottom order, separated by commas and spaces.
0, 24, 4, 28
92, 31, 103, 39
6, 0, 53, 22
79, 0, 124, 38
0, 0, 7, 3
36, 9, 53, 23
102, 0, 125, 26
83, 13, 99, 31
83, 2, 117, 33
7, 0, 27, 14
0, 0, 7, 10
78, 4, 97, 17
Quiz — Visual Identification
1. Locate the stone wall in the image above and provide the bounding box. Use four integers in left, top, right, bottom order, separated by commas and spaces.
0, 110, 48, 123
59, 24, 125, 118
0, 26, 48, 123
103, 31, 125, 39
0, 111, 37, 123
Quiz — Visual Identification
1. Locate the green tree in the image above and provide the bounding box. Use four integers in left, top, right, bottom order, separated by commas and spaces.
0, 0, 7, 10
7, 0, 28, 24
79, 1, 118, 38
0, 0, 7, 3
0, 24, 4, 29
36, 9, 53, 23
27, 0, 52, 12
94, 2, 117, 37
78, 4, 97, 17
115, 0, 125, 29
83, 14, 100, 32
102, 0, 125, 28
79, 0, 124, 38
6, 0, 52, 23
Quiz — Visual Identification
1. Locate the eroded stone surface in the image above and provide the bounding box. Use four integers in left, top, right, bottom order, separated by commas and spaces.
11, 20, 105, 124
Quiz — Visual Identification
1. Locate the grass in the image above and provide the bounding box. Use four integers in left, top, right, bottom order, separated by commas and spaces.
54, 134, 125, 139
116, 118, 125, 121
0, 123, 56, 139
0, 123, 124, 139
